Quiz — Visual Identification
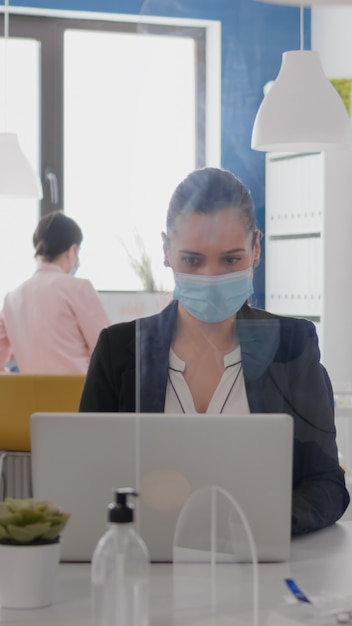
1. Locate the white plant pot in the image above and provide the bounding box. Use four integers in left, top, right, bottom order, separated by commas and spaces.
0, 541, 61, 609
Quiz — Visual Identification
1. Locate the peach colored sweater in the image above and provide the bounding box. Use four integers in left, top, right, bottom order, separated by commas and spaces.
0, 262, 109, 374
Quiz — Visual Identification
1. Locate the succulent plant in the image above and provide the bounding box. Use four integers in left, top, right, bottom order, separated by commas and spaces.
0, 498, 70, 545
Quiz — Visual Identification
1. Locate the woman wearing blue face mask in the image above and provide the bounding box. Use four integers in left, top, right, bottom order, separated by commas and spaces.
0, 210, 109, 374
80, 167, 349, 535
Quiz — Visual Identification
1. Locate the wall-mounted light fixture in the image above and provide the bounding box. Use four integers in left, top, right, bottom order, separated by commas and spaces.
251, 0, 350, 152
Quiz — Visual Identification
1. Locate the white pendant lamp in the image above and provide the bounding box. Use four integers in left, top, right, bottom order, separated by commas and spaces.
0, 0, 43, 199
251, 3, 350, 152
0, 133, 43, 198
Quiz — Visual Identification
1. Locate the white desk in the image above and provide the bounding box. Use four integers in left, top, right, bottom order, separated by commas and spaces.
1, 522, 352, 625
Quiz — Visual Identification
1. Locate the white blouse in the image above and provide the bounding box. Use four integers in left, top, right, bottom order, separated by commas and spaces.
164, 345, 250, 415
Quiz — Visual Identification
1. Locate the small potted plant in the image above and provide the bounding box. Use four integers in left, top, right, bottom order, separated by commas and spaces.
0, 497, 70, 609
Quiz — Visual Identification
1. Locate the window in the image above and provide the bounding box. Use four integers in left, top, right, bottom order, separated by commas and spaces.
0, 37, 40, 305
0, 9, 220, 300
64, 29, 197, 291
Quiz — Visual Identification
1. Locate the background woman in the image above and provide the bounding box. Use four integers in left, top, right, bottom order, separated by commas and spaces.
0, 210, 109, 374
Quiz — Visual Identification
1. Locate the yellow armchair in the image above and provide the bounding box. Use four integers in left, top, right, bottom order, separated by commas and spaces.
0, 374, 85, 498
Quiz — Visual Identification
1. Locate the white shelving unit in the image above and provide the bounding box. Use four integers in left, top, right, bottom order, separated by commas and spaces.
265, 149, 352, 393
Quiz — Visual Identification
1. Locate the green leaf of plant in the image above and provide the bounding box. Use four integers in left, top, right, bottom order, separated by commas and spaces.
0, 512, 22, 527
19, 509, 46, 525
0, 526, 9, 540
4, 497, 35, 513
7, 522, 51, 543
42, 515, 70, 540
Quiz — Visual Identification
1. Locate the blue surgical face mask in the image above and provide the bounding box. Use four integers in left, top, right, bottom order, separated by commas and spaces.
70, 260, 80, 276
173, 267, 254, 323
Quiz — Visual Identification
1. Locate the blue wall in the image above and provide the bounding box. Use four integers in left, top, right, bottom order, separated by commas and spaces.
11, 0, 310, 306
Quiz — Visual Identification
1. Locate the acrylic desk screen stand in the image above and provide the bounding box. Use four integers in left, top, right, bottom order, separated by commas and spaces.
172, 485, 259, 626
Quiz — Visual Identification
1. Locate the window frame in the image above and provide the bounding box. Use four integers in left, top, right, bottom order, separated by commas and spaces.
0, 11, 209, 216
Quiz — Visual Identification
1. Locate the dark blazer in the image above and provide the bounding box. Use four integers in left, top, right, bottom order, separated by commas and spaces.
80, 301, 350, 535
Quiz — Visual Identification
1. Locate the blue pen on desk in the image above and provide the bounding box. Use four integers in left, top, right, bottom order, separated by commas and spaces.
285, 578, 312, 604
284, 580, 352, 625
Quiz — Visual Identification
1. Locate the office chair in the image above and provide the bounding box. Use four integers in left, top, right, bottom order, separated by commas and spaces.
0, 374, 85, 499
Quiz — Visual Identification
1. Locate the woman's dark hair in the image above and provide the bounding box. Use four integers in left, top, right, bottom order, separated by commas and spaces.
166, 167, 256, 244
33, 210, 83, 261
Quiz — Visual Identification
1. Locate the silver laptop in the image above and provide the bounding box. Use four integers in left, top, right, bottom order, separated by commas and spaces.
30, 412, 293, 563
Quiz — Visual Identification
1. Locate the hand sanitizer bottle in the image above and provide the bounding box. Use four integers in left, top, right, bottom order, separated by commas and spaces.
91, 488, 150, 626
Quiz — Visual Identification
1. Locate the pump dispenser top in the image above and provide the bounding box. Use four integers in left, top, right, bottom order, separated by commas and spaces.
108, 488, 138, 524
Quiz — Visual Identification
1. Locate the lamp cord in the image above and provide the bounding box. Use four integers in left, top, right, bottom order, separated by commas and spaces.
4, 0, 9, 39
